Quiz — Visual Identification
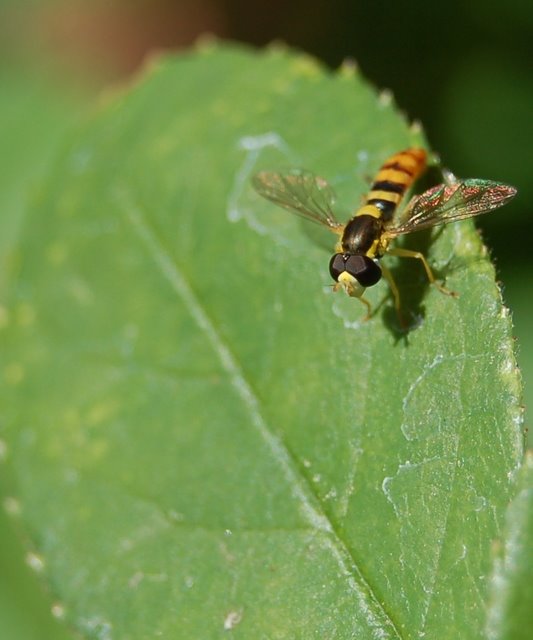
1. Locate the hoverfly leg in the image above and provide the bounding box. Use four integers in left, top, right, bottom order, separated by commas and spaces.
359, 295, 373, 322
388, 247, 459, 298
380, 263, 408, 328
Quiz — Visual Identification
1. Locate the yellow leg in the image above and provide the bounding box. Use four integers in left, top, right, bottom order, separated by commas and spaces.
380, 263, 407, 326
332, 280, 373, 320
388, 247, 458, 297
359, 295, 373, 321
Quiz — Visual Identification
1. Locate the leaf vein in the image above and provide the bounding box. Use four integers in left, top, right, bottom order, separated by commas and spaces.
117, 189, 404, 639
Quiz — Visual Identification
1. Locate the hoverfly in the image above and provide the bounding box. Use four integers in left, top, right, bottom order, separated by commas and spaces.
252, 148, 516, 321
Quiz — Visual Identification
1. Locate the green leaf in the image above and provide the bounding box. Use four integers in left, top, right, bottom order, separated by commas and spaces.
1, 43, 527, 639
486, 452, 533, 640
0, 64, 84, 640
0, 66, 81, 294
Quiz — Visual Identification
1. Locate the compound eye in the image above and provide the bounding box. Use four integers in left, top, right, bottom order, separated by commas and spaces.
344, 255, 382, 287
328, 253, 346, 281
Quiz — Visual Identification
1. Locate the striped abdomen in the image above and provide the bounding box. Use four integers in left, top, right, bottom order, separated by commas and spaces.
339, 148, 427, 257
364, 147, 427, 221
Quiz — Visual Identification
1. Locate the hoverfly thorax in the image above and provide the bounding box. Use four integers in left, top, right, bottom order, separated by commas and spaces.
340, 215, 384, 256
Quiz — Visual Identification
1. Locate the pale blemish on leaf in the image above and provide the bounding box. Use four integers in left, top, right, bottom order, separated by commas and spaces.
26, 551, 45, 573
3, 496, 21, 516
51, 603, 66, 620
226, 131, 294, 240
223, 609, 243, 631
78, 616, 113, 640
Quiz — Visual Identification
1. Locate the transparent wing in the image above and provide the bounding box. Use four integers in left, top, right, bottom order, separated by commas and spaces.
386, 179, 517, 238
252, 169, 343, 231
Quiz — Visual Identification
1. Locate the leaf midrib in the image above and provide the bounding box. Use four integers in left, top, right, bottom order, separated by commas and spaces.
116, 186, 404, 639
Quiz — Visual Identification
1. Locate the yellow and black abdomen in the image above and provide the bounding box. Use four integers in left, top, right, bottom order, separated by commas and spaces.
339, 148, 427, 258
365, 147, 427, 222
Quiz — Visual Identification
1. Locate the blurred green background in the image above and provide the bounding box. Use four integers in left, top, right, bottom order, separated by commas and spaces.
1, 1, 531, 637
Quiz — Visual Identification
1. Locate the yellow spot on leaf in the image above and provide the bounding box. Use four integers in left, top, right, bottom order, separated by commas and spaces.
46, 242, 68, 265
4, 362, 25, 385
